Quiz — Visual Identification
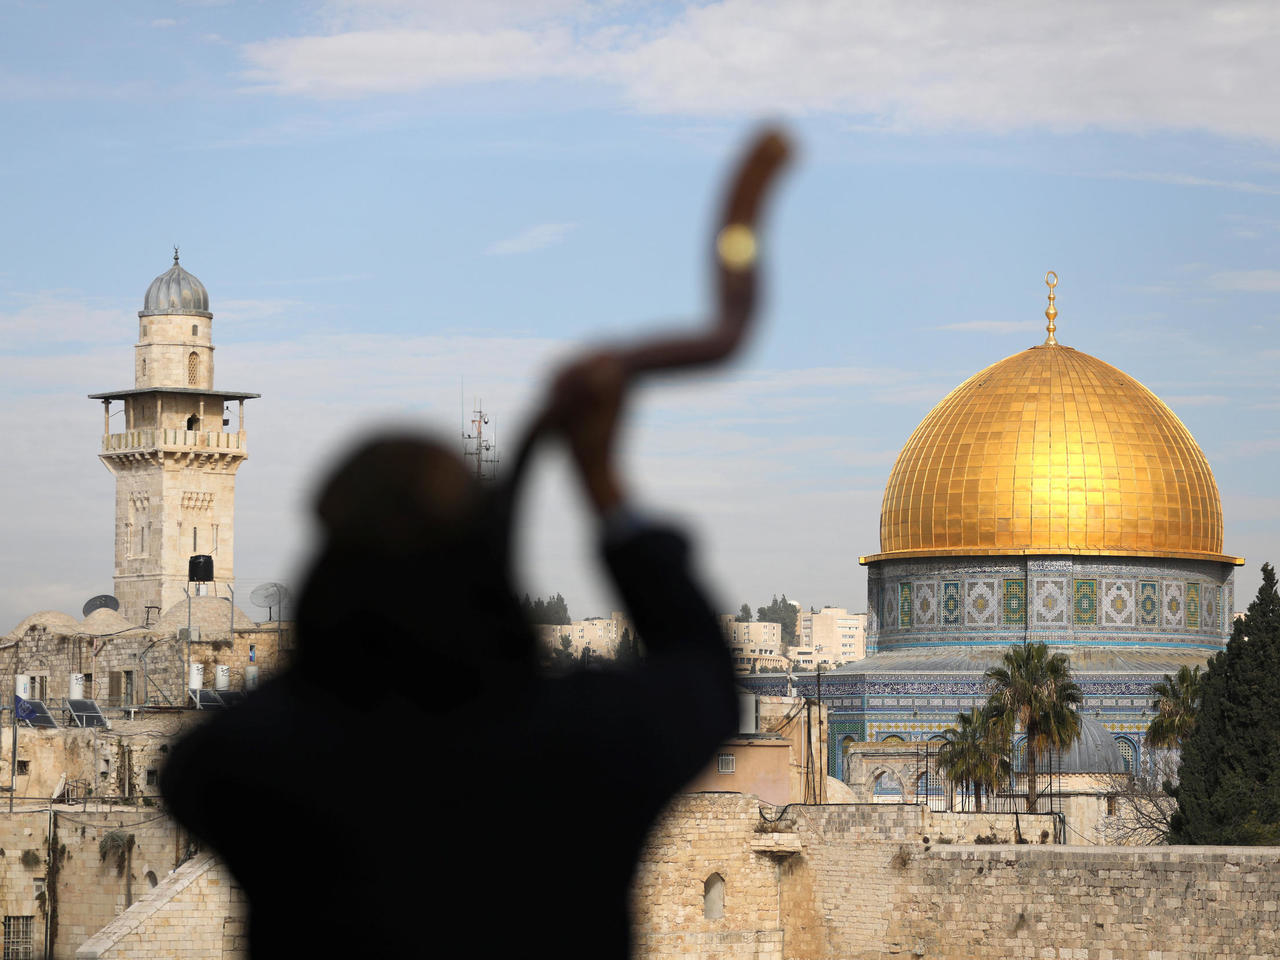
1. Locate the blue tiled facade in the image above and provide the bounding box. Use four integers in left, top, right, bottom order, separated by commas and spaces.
743, 553, 1237, 784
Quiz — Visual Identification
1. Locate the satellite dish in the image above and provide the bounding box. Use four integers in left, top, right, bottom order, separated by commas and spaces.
250, 583, 291, 620
81, 595, 120, 617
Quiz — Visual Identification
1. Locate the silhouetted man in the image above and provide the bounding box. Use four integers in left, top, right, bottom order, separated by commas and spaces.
162, 352, 738, 958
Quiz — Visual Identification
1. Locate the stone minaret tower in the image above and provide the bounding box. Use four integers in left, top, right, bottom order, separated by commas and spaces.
90, 251, 259, 625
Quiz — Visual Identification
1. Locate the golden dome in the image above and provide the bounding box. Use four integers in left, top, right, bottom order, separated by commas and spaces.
865, 340, 1239, 565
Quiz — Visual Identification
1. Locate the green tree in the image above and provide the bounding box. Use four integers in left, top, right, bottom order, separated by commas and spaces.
736, 603, 752, 623
522, 593, 570, 625
756, 594, 798, 647
1146, 665, 1203, 750
936, 707, 1008, 812
985, 642, 1083, 812
1171, 563, 1280, 844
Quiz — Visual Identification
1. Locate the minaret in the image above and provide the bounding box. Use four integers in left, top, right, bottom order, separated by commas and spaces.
90, 251, 259, 625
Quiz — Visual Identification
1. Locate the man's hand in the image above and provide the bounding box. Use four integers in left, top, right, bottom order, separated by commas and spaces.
547, 351, 628, 514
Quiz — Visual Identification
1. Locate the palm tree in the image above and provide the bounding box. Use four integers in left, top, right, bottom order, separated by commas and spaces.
1146, 664, 1202, 750
985, 642, 1083, 812
936, 707, 1008, 812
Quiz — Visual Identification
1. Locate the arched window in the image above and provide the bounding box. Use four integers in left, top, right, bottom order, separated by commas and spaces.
703, 873, 724, 919
140, 358, 146, 379
1115, 737, 1136, 773
145, 870, 158, 888
187, 351, 199, 385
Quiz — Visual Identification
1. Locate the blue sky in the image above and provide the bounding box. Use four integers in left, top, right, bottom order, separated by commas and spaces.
3, 0, 1279, 629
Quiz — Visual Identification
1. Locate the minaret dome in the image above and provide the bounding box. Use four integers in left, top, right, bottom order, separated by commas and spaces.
141, 249, 211, 319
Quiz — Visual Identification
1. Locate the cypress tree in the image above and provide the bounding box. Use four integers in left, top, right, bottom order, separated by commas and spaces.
1170, 562, 1280, 844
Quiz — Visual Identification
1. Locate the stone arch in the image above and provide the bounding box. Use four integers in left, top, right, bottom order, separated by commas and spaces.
870, 767, 904, 802
703, 873, 725, 919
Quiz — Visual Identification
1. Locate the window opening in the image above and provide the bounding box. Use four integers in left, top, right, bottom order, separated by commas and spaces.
191, 324, 199, 336
186, 414, 198, 431
703, 874, 725, 919
187, 352, 198, 385
717, 753, 735, 775
15, 761, 28, 776
3, 915, 34, 960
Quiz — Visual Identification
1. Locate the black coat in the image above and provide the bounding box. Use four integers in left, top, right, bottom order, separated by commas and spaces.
162, 523, 737, 958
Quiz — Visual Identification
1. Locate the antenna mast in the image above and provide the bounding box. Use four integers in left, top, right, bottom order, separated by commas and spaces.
462, 399, 500, 482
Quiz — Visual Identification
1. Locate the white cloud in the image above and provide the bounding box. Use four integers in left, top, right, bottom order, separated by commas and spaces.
0, 294, 129, 348
1210, 269, 1280, 292
486, 222, 579, 255
1102, 171, 1280, 196
240, 1, 1280, 141
151, 18, 178, 28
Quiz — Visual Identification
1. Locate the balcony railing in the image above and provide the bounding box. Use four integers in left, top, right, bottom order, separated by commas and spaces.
101, 428, 246, 453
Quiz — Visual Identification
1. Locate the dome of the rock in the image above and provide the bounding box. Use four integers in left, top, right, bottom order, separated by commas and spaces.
868, 342, 1236, 565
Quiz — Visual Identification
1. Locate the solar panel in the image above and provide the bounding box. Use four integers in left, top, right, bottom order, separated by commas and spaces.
17, 700, 58, 729
218, 691, 247, 707
189, 689, 226, 710
66, 699, 109, 729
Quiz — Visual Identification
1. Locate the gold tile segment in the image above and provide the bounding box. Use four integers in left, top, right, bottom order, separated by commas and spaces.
867, 342, 1241, 565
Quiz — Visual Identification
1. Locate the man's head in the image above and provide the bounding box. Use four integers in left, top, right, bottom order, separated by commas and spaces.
314, 434, 480, 555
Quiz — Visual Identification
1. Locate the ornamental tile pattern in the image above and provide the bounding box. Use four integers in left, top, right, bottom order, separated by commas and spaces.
1164, 581, 1185, 629
1186, 583, 1200, 629
1074, 579, 1098, 625
1002, 579, 1027, 625
965, 580, 998, 625
1034, 579, 1068, 625
899, 582, 913, 629
1102, 581, 1135, 627
1203, 587, 1215, 632
1138, 581, 1159, 627
913, 582, 937, 626
941, 581, 962, 626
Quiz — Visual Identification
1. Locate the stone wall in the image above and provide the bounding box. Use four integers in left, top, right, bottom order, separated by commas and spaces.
882, 844, 1280, 960
634, 794, 1280, 960
51, 810, 187, 960
632, 793, 791, 960
1, 715, 206, 801
74, 853, 246, 960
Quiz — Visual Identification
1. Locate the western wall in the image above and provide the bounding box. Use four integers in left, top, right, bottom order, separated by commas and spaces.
633, 793, 1280, 960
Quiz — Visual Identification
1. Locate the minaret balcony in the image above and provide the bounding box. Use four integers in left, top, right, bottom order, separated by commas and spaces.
101, 428, 247, 454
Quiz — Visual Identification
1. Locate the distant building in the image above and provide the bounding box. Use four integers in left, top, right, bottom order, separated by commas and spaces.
717, 616, 786, 674
797, 607, 867, 667
534, 611, 635, 658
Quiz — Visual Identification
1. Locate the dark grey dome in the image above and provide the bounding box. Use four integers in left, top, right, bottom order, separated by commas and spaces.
1053, 714, 1127, 774
140, 250, 211, 318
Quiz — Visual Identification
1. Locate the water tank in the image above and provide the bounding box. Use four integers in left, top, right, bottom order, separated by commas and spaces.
244, 664, 259, 691
188, 662, 204, 691
68, 674, 85, 699
214, 664, 230, 691
188, 555, 214, 583
13, 675, 30, 700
